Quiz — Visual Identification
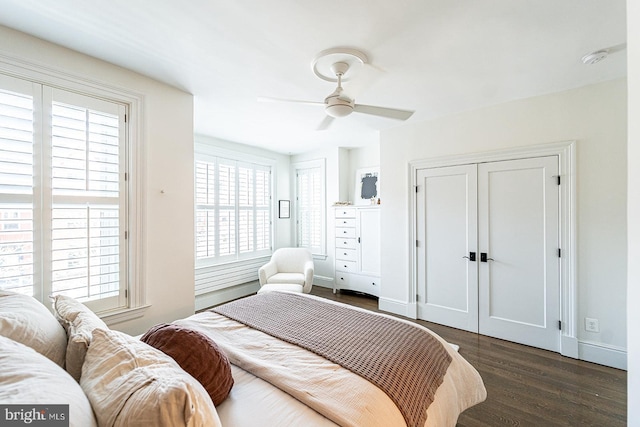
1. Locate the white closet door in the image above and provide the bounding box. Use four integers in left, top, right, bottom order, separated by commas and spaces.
416, 164, 479, 332
477, 156, 560, 352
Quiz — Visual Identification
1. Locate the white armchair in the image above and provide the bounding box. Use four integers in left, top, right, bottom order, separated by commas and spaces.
258, 248, 314, 293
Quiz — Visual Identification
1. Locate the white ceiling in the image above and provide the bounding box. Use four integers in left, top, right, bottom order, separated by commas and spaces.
0, 0, 627, 154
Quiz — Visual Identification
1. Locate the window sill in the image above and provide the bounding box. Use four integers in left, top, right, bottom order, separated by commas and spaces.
100, 304, 151, 326
312, 253, 328, 261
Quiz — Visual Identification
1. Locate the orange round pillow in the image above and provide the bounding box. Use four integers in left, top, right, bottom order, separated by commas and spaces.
141, 323, 233, 405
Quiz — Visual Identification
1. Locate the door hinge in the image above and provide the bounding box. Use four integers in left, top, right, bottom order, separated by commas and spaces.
124, 114, 127, 123
416, 240, 419, 247
125, 289, 128, 298
416, 293, 419, 301
558, 320, 562, 330
124, 231, 128, 239
558, 248, 561, 258
415, 185, 419, 193
557, 175, 561, 185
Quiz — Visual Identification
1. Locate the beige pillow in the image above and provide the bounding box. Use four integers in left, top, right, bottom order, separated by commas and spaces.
0, 290, 67, 367
52, 294, 108, 381
0, 335, 97, 427
81, 329, 221, 427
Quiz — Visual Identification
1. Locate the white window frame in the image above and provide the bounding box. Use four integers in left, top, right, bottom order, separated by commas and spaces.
194, 143, 275, 268
292, 159, 326, 257
0, 56, 146, 322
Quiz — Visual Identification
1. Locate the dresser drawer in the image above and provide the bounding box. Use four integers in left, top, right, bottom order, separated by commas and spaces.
335, 218, 356, 228
335, 248, 357, 262
336, 227, 356, 238
335, 260, 357, 273
335, 238, 356, 249
334, 273, 351, 288
335, 208, 356, 219
349, 274, 381, 296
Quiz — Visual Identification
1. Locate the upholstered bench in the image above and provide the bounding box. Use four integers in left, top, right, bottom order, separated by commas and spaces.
256, 283, 304, 294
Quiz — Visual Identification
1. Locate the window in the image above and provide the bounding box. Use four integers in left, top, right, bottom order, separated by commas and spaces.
195, 155, 272, 265
293, 160, 325, 256
0, 73, 128, 313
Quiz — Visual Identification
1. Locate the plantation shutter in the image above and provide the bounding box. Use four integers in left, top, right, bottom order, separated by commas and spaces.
195, 161, 215, 259
296, 166, 322, 253
0, 76, 127, 312
0, 76, 37, 297
194, 156, 271, 265
48, 89, 126, 311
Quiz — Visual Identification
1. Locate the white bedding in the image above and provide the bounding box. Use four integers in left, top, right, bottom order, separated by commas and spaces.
175, 293, 486, 427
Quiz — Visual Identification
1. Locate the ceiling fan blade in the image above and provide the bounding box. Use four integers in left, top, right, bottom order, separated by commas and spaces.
317, 115, 335, 131
353, 104, 414, 121
257, 96, 324, 107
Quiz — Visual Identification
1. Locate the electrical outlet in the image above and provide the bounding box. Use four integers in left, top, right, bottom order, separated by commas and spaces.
585, 317, 600, 333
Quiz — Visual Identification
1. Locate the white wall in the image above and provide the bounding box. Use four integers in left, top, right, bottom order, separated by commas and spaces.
0, 25, 195, 336
380, 79, 627, 367
627, 0, 639, 423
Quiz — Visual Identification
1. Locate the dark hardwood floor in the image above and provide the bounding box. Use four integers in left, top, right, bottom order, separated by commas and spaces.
309, 286, 627, 427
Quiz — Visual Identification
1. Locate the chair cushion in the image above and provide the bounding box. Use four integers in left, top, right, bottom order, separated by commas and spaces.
266, 272, 305, 285
257, 283, 304, 294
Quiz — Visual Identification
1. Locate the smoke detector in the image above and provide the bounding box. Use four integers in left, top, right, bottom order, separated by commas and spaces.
581, 50, 608, 65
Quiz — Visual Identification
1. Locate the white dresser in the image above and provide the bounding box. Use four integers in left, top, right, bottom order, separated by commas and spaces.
334, 206, 381, 296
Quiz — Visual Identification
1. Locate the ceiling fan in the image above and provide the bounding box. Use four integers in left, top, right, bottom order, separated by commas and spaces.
259, 48, 414, 130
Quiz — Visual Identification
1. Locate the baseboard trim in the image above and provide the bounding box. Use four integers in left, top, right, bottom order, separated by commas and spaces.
195, 281, 259, 311
578, 340, 627, 370
378, 297, 414, 319
313, 275, 334, 289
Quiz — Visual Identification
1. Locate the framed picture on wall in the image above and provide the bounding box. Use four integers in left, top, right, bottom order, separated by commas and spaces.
354, 167, 380, 205
278, 200, 290, 218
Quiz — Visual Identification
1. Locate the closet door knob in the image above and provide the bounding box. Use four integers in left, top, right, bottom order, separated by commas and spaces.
462, 252, 476, 261
480, 252, 495, 262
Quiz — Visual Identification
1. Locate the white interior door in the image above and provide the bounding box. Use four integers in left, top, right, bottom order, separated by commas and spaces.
478, 156, 560, 352
416, 164, 478, 332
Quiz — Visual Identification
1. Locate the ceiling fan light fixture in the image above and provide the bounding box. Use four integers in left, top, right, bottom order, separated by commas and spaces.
326, 103, 353, 118
581, 50, 608, 65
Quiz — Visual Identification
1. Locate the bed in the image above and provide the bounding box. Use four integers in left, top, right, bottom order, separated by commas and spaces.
0, 289, 486, 427
176, 291, 486, 427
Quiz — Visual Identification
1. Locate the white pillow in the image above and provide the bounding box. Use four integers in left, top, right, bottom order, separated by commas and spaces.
0, 290, 67, 367
0, 335, 97, 427
52, 294, 108, 381
81, 329, 222, 427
